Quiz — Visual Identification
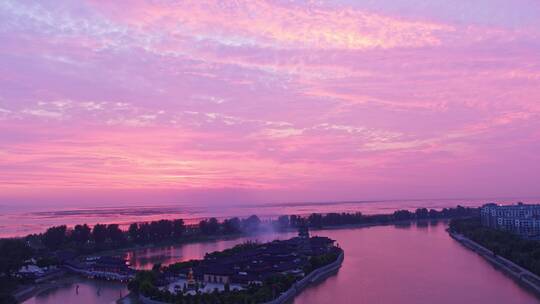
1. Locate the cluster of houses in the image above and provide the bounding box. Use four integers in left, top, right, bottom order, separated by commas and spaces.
16, 245, 135, 283
16, 259, 63, 283
162, 225, 339, 295
481, 202, 540, 239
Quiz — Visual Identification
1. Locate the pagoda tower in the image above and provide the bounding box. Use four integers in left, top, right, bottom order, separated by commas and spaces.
297, 219, 311, 254
187, 267, 196, 288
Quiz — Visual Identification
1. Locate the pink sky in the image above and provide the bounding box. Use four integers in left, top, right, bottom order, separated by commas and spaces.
1, 0, 540, 207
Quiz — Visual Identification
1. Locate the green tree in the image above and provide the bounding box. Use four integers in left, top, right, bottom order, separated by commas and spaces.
393, 210, 413, 221
128, 223, 139, 242
42, 225, 67, 250
415, 208, 429, 219
223, 217, 241, 234
242, 215, 261, 232
308, 213, 323, 228
72, 224, 91, 244
92, 224, 108, 244
172, 219, 185, 238
107, 224, 125, 243
0, 239, 32, 275
200, 218, 220, 235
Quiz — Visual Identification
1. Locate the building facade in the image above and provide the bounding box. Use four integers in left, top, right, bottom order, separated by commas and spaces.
481, 203, 540, 238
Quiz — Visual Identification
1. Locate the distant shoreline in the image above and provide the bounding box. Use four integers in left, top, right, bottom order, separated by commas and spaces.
2, 198, 514, 238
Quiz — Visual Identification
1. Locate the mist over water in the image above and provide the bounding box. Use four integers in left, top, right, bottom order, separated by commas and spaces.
2, 197, 539, 237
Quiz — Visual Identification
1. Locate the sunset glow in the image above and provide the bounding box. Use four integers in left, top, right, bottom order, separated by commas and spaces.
1, 0, 540, 206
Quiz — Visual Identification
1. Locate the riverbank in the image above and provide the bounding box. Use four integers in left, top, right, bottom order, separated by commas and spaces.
13, 274, 81, 303
263, 251, 344, 304
117, 292, 141, 304
449, 231, 540, 298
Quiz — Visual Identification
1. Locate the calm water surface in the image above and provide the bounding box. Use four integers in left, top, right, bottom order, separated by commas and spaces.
22, 277, 127, 304
295, 223, 539, 304
23, 222, 539, 304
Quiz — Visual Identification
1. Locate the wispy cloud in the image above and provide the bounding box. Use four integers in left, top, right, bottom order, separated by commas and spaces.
0, 0, 539, 203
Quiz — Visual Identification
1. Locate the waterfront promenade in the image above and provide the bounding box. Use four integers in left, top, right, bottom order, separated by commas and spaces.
449, 231, 540, 297
263, 251, 344, 304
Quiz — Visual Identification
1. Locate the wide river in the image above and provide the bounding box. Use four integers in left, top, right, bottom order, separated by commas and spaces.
24, 221, 539, 304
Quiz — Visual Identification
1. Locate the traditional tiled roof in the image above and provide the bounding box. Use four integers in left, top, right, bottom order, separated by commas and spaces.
170, 236, 337, 284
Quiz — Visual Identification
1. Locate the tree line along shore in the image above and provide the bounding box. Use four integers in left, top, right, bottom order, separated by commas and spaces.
449, 217, 540, 279
0, 206, 477, 303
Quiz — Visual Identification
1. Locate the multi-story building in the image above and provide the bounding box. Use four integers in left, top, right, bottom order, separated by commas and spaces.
481, 203, 540, 238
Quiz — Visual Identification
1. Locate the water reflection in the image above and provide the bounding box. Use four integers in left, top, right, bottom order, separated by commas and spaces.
24, 223, 539, 304
124, 223, 539, 304
23, 277, 127, 304
416, 220, 429, 228
124, 232, 296, 270
294, 224, 539, 304
393, 222, 412, 229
